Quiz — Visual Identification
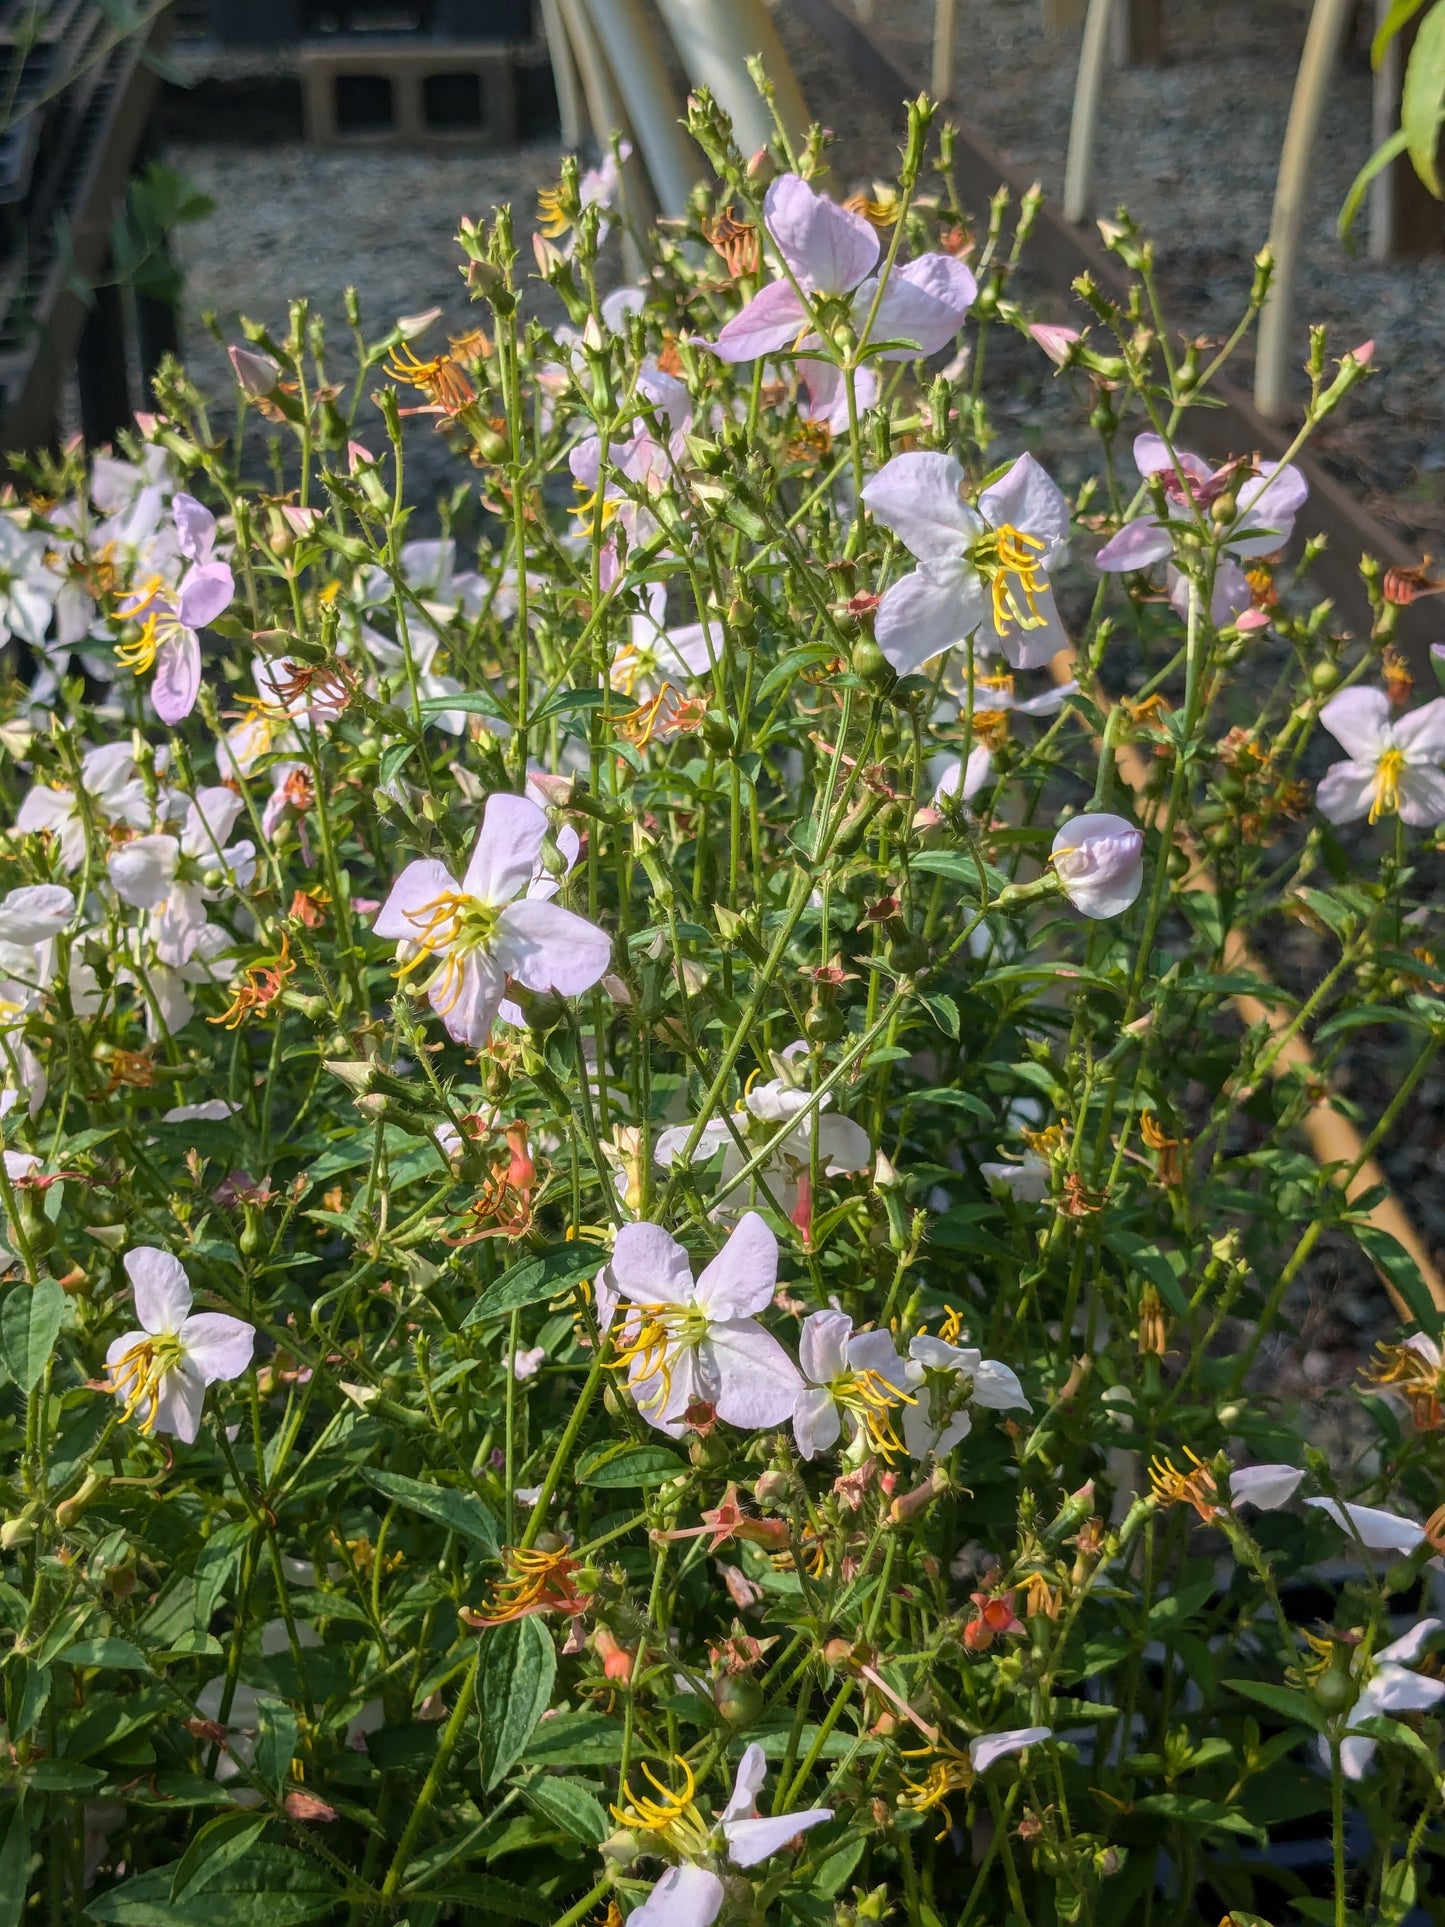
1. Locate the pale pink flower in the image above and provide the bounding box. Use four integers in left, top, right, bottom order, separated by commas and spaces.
1095, 434, 1307, 625
1315, 687, 1445, 828
1050, 812, 1145, 919
862, 451, 1070, 673
708, 174, 974, 367
903, 1333, 1029, 1459
1227, 1463, 1305, 1510
793, 1309, 910, 1460
970, 1725, 1051, 1772
606, 1212, 801, 1437
1320, 1619, 1445, 1779
1304, 1497, 1427, 1555
104, 1247, 254, 1444
107, 786, 254, 967
373, 792, 610, 1048
115, 495, 234, 724
628, 1742, 832, 1927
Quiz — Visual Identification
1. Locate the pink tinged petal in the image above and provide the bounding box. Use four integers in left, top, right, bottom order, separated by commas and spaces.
722, 1742, 770, 1823
794, 1384, 842, 1459
1396, 765, 1445, 827
105, 1329, 148, 1373
1132, 434, 1214, 486
149, 1356, 209, 1444
1096, 517, 1173, 572
996, 584, 1069, 672
432, 951, 505, 1048
1315, 760, 1380, 825
461, 793, 548, 906
1228, 1464, 1305, 1510
726, 1806, 833, 1867
1406, 1332, 1443, 1370
847, 1327, 908, 1387
172, 493, 217, 562
861, 252, 977, 359
969, 1726, 1051, 1772
609, 1220, 695, 1307
862, 452, 979, 561
177, 562, 235, 630
0, 883, 74, 943
593, 1264, 618, 1333
151, 629, 202, 725
706, 1321, 803, 1429
979, 454, 1070, 554
711, 278, 812, 363
1231, 461, 1308, 554
694, 1210, 778, 1318
1200, 559, 1253, 627
180, 1313, 256, 1384
108, 836, 179, 910
494, 897, 611, 997
971, 1359, 1030, 1411
809, 1115, 872, 1175
1368, 1664, 1445, 1713
1319, 687, 1391, 759
124, 1246, 193, 1335
185, 787, 246, 856
763, 172, 878, 291
1377, 1617, 1443, 1667
1304, 1497, 1425, 1553
154, 884, 211, 968
632, 1341, 710, 1436
1392, 696, 1445, 761
800, 1309, 853, 1385
800, 358, 878, 434
630, 1864, 725, 1927
373, 860, 461, 942
1050, 812, 1145, 919
874, 566, 978, 675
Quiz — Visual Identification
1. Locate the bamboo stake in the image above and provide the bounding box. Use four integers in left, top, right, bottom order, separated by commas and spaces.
1045, 652, 1445, 1316
1255, 0, 1353, 420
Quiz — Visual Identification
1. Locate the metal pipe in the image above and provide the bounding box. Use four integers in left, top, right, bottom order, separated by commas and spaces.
538, 0, 585, 151
1062, 0, 1113, 224
1255, 0, 1353, 421
556, 0, 649, 279
584, 0, 701, 219
932, 0, 959, 100
651, 0, 811, 159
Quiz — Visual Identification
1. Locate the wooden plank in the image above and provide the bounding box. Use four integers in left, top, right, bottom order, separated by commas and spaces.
789, 0, 1438, 670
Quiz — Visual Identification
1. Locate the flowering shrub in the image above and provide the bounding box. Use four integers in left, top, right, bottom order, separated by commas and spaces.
1, 92, 1443, 1927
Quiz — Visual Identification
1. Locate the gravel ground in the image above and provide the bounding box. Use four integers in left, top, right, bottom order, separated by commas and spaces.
158, 5, 1444, 1386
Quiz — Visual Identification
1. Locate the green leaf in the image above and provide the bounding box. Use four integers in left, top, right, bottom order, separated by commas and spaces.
899, 1087, 994, 1125
377, 739, 418, 788
1341, 130, 1405, 244
521, 1709, 622, 1767
1403, 0, 1445, 194
85, 1845, 340, 1926
1348, 1222, 1441, 1332
0, 1805, 28, 1927
0, 1278, 64, 1392
1225, 1679, 1325, 1732
1375, 0, 1431, 65
419, 687, 509, 724
918, 991, 960, 1039
461, 1244, 601, 1326
27, 1761, 106, 1792
478, 1616, 556, 1792
253, 1698, 298, 1798
169, 1813, 268, 1906
908, 848, 992, 891
1351, 1713, 1441, 1770
1106, 1233, 1188, 1317
361, 1469, 499, 1554
527, 687, 609, 728
400, 1874, 549, 1921
1134, 1794, 1263, 1841
575, 1440, 687, 1488
522, 1774, 608, 1843
58, 1638, 150, 1672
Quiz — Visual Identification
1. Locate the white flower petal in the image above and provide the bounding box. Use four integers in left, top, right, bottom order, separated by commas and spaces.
1304, 1497, 1425, 1553
124, 1246, 193, 1334
609, 1221, 695, 1307
707, 1321, 803, 1430
0, 884, 74, 944
1227, 1464, 1304, 1510
863, 452, 980, 562
461, 793, 549, 906
494, 897, 611, 997
694, 1211, 777, 1319
629, 1864, 725, 1927
180, 1312, 256, 1385
969, 1725, 1051, 1772
725, 1805, 833, 1867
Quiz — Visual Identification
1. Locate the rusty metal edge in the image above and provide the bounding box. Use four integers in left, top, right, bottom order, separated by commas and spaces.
788, 0, 1435, 668
1, 6, 172, 452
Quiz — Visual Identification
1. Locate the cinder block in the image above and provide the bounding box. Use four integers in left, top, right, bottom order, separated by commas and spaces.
300, 39, 517, 147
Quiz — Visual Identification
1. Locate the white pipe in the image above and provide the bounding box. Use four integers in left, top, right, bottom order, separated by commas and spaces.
584, 0, 701, 219
1062, 0, 1113, 224
538, 0, 585, 151
1255, 0, 1352, 420
932, 0, 959, 99
651, 0, 811, 159
556, 0, 648, 280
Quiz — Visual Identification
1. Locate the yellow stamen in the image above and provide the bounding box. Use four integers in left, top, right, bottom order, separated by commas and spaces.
1371, 747, 1406, 824
610, 1756, 716, 1858
971, 524, 1048, 636
834, 1366, 916, 1460
537, 184, 571, 238
899, 1742, 975, 1839
104, 1333, 185, 1433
